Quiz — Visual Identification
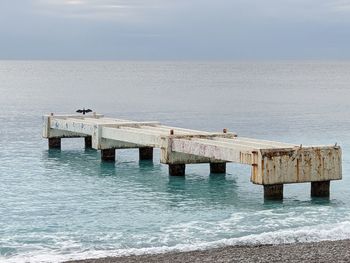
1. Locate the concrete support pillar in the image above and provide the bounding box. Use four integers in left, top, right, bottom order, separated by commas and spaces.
210, 163, 226, 173
48, 138, 61, 149
85, 136, 92, 149
264, 184, 283, 200
139, 147, 153, 161
169, 164, 186, 176
101, 149, 116, 161
311, 181, 330, 197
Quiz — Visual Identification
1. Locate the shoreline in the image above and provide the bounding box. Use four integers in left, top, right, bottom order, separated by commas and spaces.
65, 239, 350, 263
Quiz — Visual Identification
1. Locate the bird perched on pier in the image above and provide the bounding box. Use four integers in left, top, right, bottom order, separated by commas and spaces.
76, 108, 92, 115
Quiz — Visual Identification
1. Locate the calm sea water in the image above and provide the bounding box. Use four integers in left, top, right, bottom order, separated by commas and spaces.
0, 61, 349, 262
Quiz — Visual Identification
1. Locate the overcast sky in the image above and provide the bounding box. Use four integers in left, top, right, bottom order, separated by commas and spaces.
1, 0, 350, 60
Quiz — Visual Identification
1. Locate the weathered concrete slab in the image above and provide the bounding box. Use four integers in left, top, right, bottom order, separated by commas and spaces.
43, 114, 342, 189
251, 146, 342, 185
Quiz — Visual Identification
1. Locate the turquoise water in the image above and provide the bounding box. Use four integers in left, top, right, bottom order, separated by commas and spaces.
0, 61, 350, 262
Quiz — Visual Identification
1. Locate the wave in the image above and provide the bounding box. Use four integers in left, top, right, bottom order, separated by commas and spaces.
3, 220, 350, 263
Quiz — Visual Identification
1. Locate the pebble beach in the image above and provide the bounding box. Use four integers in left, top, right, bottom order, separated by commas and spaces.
66, 240, 350, 263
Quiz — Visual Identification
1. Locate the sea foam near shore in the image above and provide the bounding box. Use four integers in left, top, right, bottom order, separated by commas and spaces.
3, 220, 350, 263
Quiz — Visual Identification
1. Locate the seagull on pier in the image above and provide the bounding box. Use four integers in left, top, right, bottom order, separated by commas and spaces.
76, 108, 93, 115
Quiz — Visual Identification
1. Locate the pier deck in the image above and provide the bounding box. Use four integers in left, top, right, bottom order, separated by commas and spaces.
43, 113, 342, 199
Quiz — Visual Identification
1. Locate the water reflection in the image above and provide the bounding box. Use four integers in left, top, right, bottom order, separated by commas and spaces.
45, 149, 62, 159
166, 173, 239, 208
310, 196, 331, 204
138, 160, 155, 171
43, 149, 242, 209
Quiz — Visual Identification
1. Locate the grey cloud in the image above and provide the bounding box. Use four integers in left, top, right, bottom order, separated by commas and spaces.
1, 0, 350, 59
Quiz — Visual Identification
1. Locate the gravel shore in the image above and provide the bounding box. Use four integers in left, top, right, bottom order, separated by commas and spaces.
65, 239, 350, 263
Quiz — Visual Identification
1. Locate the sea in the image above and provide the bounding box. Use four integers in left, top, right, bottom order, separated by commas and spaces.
0, 61, 349, 262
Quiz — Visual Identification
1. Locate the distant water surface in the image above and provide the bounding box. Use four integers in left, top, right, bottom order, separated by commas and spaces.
0, 61, 349, 262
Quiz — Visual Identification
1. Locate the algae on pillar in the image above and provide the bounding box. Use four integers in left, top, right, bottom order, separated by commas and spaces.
48, 138, 61, 149
264, 184, 283, 200
210, 163, 226, 173
139, 147, 153, 161
169, 164, 186, 176
101, 149, 116, 161
311, 181, 330, 198
85, 136, 92, 149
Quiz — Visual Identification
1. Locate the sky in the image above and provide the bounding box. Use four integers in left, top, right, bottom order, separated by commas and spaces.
0, 0, 350, 60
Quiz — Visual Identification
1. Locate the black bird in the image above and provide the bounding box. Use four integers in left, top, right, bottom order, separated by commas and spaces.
76, 108, 93, 115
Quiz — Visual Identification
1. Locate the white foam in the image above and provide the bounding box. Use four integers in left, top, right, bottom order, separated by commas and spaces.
3, 221, 350, 263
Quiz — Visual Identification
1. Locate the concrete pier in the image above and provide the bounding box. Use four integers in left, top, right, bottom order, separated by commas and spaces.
101, 149, 115, 161
85, 136, 92, 149
48, 138, 61, 149
311, 181, 330, 198
264, 184, 284, 200
43, 113, 342, 200
169, 164, 186, 176
139, 147, 153, 161
210, 163, 226, 174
